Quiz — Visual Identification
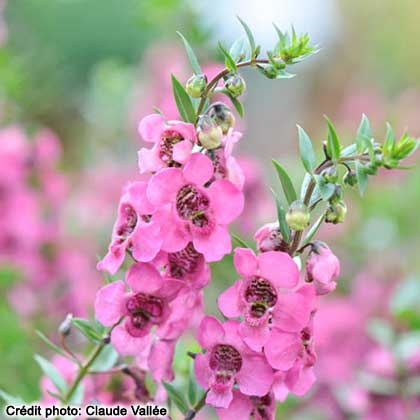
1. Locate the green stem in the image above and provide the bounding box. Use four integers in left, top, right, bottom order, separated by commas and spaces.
195, 59, 269, 122
184, 391, 208, 420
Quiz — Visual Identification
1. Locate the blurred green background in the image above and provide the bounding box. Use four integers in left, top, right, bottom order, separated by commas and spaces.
1, 1, 420, 417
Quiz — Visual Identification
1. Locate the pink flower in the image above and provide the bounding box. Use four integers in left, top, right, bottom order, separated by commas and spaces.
306, 242, 340, 295
218, 247, 304, 351
265, 322, 316, 397
194, 316, 273, 408
97, 181, 162, 275
254, 222, 288, 252
94, 262, 182, 356
146, 153, 244, 261
138, 114, 196, 173
216, 390, 276, 420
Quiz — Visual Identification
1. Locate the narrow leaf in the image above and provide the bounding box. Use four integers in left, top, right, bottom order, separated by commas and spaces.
187, 361, 198, 406
176, 32, 202, 75
383, 122, 396, 158
231, 232, 250, 248
324, 116, 341, 161
314, 175, 335, 201
302, 212, 326, 247
355, 160, 368, 196
36, 330, 75, 361
237, 16, 256, 55
162, 382, 189, 414
229, 37, 251, 62
218, 42, 238, 72
90, 345, 119, 372
72, 318, 102, 343
271, 189, 291, 243
272, 159, 297, 204
34, 354, 68, 395
357, 114, 372, 153
297, 125, 317, 173
229, 95, 244, 118
171, 74, 196, 123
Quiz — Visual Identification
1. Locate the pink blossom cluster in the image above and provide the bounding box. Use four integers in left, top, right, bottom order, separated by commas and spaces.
96, 111, 246, 398
0, 125, 101, 319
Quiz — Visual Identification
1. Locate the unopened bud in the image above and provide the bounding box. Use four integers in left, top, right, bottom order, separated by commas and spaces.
224, 74, 246, 98
322, 166, 338, 183
325, 201, 347, 224
58, 313, 73, 336
207, 102, 235, 134
343, 170, 357, 187
261, 64, 279, 79
197, 116, 223, 150
286, 200, 310, 231
329, 184, 343, 205
186, 74, 207, 98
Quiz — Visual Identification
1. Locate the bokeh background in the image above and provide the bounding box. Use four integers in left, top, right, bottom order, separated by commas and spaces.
1, 1, 420, 419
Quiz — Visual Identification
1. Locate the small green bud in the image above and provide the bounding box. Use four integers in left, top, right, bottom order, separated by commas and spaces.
394, 136, 417, 160
197, 116, 223, 150
286, 200, 310, 231
322, 166, 338, 183
325, 201, 347, 224
186, 74, 207, 98
224, 74, 246, 98
343, 170, 358, 187
260, 64, 279, 79
329, 184, 343, 205
207, 102, 236, 134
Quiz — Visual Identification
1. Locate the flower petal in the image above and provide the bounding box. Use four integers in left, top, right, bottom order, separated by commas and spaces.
218, 280, 243, 318
233, 247, 258, 278
182, 153, 214, 186
197, 316, 224, 349
264, 329, 301, 370
131, 222, 162, 262
147, 168, 184, 206
138, 114, 166, 142
172, 140, 193, 163
126, 263, 163, 293
208, 179, 244, 224
216, 390, 253, 420
237, 356, 274, 397
258, 251, 299, 289
94, 280, 126, 326
193, 224, 231, 262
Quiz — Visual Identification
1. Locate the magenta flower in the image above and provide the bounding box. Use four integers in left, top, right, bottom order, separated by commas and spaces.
95, 262, 182, 356
147, 153, 244, 261
138, 113, 196, 173
254, 222, 288, 252
216, 390, 276, 420
306, 242, 340, 295
194, 316, 273, 408
218, 247, 302, 351
97, 181, 163, 275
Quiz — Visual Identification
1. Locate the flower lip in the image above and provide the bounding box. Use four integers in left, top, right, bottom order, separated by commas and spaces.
159, 129, 184, 166
244, 276, 278, 320
209, 343, 243, 374
167, 242, 202, 279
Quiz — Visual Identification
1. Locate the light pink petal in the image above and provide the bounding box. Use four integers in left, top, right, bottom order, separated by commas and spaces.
258, 251, 299, 289
149, 340, 176, 382
170, 121, 196, 143
131, 222, 162, 262
126, 263, 163, 293
138, 146, 162, 174
193, 224, 231, 262
272, 371, 289, 402
273, 285, 315, 332
182, 153, 214, 185
126, 181, 155, 215
237, 356, 274, 397
138, 114, 166, 142
264, 329, 301, 370
94, 280, 126, 326
147, 168, 184, 206
216, 391, 253, 420
226, 156, 245, 190
208, 179, 244, 224
233, 248, 258, 277
286, 364, 316, 396
239, 322, 270, 352
96, 246, 126, 275
111, 323, 152, 356
218, 280, 243, 318
194, 353, 212, 390
206, 387, 233, 409
197, 316, 224, 349
172, 140, 193, 163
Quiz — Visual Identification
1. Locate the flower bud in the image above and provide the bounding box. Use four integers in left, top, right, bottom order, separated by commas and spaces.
286, 200, 310, 231
254, 222, 289, 252
186, 74, 207, 98
58, 313, 73, 336
224, 74, 246, 98
260, 64, 279, 79
325, 201, 347, 224
322, 166, 338, 183
329, 184, 343, 205
343, 170, 358, 187
197, 116, 223, 150
207, 102, 235, 134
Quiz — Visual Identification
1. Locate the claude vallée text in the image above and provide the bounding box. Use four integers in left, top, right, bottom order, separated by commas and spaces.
4, 403, 168, 418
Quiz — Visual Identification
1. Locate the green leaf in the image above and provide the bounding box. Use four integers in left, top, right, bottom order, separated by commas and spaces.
187, 360, 198, 406
90, 344, 119, 372
72, 318, 102, 343
36, 330, 75, 361
228, 94, 244, 118
340, 143, 357, 157
314, 175, 335, 201
218, 42, 238, 72
297, 125, 317, 173
276, 70, 295, 79
302, 212, 326, 247
163, 382, 189, 414
355, 160, 368, 196
237, 16, 256, 55
324, 116, 341, 161
231, 232, 250, 248
383, 122, 396, 158
229, 37, 251, 62
176, 32, 202, 75
171, 74, 196, 123
271, 190, 291, 243
271, 159, 297, 205
34, 354, 68, 395
357, 114, 372, 153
